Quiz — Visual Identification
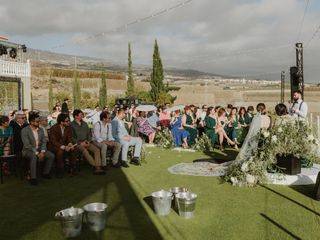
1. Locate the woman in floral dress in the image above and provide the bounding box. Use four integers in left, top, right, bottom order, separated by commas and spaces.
136, 111, 156, 144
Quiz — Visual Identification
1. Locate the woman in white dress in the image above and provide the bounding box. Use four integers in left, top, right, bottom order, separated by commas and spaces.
232, 103, 271, 163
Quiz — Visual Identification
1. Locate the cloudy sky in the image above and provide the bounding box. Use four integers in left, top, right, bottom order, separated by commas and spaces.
1, 0, 320, 82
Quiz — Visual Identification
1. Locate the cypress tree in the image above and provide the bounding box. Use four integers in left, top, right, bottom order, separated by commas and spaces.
127, 43, 134, 96
72, 71, 81, 109
99, 70, 108, 109
150, 39, 165, 102
48, 72, 54, 111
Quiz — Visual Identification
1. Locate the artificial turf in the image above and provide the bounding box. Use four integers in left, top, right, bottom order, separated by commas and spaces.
0, 147, 319, 240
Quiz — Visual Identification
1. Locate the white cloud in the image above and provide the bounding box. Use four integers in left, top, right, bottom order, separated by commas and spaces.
1, 0, 319, 82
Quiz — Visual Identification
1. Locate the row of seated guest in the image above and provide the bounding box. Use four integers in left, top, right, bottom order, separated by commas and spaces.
121, 107, 194, 148
69, 109, 142, 172
118, 104, 256, 150
1, 109, 143, 186
0, 102, 257, 185
203, 105, 260, 151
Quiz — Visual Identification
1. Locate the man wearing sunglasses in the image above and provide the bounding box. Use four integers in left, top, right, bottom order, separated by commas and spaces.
49, 113, 77, 178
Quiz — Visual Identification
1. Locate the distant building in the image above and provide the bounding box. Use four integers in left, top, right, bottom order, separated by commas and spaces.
0, 39, 31, 111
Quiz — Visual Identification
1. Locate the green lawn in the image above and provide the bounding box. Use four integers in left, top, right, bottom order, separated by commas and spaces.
1, 147, 320, 240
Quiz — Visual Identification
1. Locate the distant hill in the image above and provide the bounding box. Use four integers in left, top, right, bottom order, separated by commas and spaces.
25, 48, 223, 78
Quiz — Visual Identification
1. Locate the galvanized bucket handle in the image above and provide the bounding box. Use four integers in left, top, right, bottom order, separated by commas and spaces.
55, 211, 63, 220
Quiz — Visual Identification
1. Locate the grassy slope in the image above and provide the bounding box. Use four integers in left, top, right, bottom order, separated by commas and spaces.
0, 147, 319, 240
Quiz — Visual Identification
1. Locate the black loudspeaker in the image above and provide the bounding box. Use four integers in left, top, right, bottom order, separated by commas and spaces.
290, 66, 299, 101
314, 172, 320, 200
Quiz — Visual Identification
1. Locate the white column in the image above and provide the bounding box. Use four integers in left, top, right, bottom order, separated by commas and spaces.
22, 60, 32, 109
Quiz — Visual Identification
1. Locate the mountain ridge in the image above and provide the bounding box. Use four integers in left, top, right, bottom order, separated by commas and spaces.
25, 48, 227, 78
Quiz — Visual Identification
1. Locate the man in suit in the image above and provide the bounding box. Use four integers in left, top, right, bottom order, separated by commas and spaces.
10, 111, 28, 154
111, 109, 142, 167
21, 113, 54, 185
10, 111, 29, 175
49, 113, 77, 177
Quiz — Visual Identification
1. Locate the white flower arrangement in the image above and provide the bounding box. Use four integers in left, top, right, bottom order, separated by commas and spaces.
230, 177, 238, 185
241, 162, 249, 172
262, 130, 270, 138
307, 135, 315, 142
225, 117, 320, 187
246, 174, 256, 185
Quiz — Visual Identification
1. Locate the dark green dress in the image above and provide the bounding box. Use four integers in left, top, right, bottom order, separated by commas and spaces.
184, 114, 197, 145
245, 112, 253, 125
231, 115, 239, 141
238, 115, 248, 143
204, 116, 217, 145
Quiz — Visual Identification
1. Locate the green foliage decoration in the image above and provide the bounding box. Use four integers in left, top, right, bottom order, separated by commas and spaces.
192, 134, 214, 152
155, 128, 174, 149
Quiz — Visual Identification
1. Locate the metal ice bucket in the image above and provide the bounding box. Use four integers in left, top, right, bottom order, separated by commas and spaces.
151, 190, 173, 216
83, 203, 108, 232
55, 207, 84, 238
176, 192, 197, 219
168, 187, 188, 210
